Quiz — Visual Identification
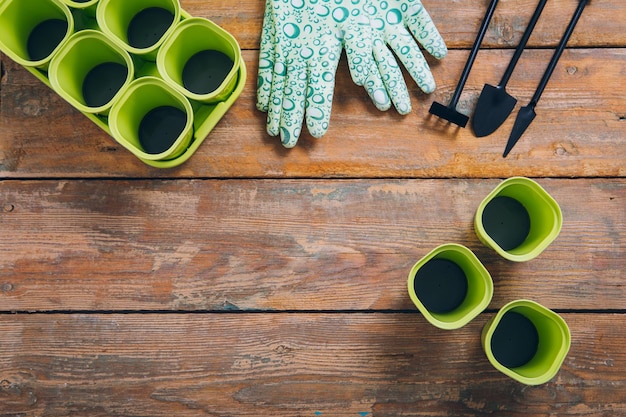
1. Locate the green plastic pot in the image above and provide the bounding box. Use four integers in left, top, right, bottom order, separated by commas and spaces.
108, 76, 194, 161
49, 30, 134, 114
156, 17, 241, 103
0, 0, 74, 69
407, 243, 493, 330
96, 0, 180, 59
475, 177, 562, 262
482, 299, 571, 385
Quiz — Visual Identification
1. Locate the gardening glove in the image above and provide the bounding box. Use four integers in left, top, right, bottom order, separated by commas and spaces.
257, 0, 374, 148
363, 0, 448, 114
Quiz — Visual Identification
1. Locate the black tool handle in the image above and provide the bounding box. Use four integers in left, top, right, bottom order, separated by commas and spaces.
448, 0, 500, 107
499, 0, 548, 87
530, 0, 588, 104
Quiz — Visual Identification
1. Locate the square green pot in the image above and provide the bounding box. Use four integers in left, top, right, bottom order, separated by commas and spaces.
48, 30, 134, 114
407, 243, 493, 330
156, 17, 241, 103
96, 0, 180, 59
481, 299, 571, 385
475, 177, 562, 262
108, 76, 194, 161
0, 0, 74, 69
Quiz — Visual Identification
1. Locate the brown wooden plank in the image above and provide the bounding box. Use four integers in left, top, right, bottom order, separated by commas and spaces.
1, 178, 623, 312
178, 0, 625, 50
0, 1, 619, 61
0, 313, 624, 416
1, 47, 624, 178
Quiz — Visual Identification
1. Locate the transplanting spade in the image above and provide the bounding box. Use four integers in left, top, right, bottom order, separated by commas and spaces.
503, 0, 589, 157
471, 0, 548, 138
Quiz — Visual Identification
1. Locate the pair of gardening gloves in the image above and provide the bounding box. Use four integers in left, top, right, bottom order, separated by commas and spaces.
257, 0, 447, 148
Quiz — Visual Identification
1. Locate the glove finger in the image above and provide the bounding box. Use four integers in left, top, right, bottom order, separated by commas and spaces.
363, 43, 391, 112
279, 65, 307, 148
343, 17, 372, 86
257, 3, 277, 112
372, 39, 412, 115
387, 28, 436, 94
304, 38, 341, 138
257, 50, 275, 113
305, 60, 336, 138
404, 1, 448, 59
266, 59, 287, 137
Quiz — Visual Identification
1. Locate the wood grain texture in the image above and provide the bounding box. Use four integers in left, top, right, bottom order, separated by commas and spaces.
0, 0, 624, 415
1, 313, 624, 417
1, 179, 624, 312
178, 0, 624, 50
1, 48, 625, 178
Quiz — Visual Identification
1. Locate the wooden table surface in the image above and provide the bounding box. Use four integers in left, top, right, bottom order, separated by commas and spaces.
1, 0, 625, 415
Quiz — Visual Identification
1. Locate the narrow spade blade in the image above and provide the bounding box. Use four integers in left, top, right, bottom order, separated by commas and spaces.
471, 84, 518, 137
503, 104, 536, 157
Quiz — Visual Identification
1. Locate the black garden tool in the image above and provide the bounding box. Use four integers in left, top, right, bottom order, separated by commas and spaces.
429, 0, 499, 127
471, 0, 548, 137
503, 0, 589, 157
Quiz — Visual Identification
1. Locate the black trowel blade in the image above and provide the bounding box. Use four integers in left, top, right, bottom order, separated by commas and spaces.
471, 84, 518, 137
503, 104, 537, 157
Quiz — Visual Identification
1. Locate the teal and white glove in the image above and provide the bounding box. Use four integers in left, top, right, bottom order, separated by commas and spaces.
363, 0, 448, 114
257, 0, 447, 146
257, 0, 374, 148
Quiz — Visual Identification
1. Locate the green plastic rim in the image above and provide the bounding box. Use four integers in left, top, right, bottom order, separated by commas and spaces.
156, 17, 241, 103
108, 76, 194, 161
61, 0, 99, 9
474, 177, 563, 262
407, 243, 493, 330
0, 0, 74, 68
48, 30, 135, 114
96, 0, 181, 58
481, 299, 571, 385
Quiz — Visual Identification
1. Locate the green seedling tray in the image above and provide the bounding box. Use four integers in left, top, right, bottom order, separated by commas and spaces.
18, 8, 245, 168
